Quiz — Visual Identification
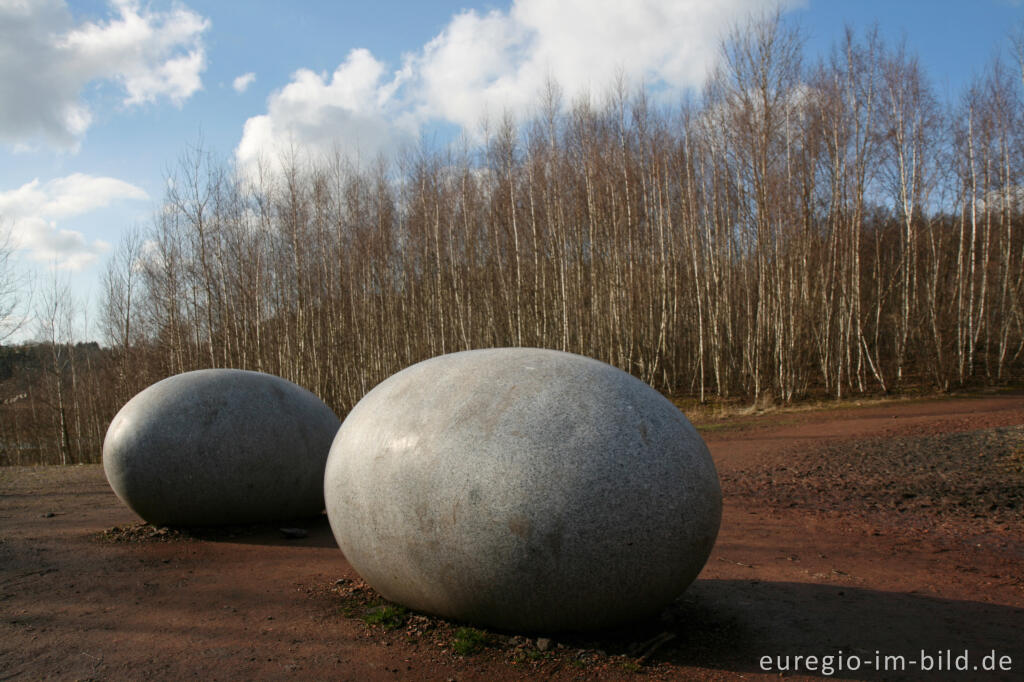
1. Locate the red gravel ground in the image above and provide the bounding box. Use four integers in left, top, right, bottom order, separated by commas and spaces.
1, 392, 1022, 680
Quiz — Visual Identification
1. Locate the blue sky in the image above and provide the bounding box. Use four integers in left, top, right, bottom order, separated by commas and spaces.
1, 0, 1021, 342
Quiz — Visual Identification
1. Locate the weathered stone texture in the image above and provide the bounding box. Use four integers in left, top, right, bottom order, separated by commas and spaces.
104, 369, 340, 526
325, 348, 721, 632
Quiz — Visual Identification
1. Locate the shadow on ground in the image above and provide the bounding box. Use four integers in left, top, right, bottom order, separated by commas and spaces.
97, 513, 339, 549
557, 578, 1024, 679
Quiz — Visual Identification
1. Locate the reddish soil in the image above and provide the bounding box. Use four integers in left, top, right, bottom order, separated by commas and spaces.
2, 392, 1022, 680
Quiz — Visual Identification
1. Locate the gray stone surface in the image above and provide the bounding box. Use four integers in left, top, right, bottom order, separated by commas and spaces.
324, 348, 721, 633
103, 369, 340, 526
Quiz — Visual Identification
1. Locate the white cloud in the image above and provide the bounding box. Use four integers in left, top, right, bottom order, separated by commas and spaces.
0, 174, 148, 270
233, 72, 256, 93
411, 0, 804, 128
235, 0, 798, 176
0, 0, 210, 149
235, 48, 417, 180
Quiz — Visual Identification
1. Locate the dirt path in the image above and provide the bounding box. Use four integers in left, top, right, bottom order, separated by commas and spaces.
2, 393, 1022, 680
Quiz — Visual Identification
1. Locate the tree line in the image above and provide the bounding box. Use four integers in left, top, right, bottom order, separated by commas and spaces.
2, 15, 1023, 465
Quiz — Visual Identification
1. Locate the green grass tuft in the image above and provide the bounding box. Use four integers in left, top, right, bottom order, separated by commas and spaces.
362, 604, 407, 630
619, 659, 643, 672
452, 626, 491, 655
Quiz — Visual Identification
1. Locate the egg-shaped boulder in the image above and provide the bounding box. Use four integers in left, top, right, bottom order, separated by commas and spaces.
325, 348, 721, 632
103, 369, 340, 526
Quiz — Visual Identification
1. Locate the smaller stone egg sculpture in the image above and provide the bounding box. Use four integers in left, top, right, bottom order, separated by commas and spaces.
324, 348, 722, 632
103, 369, 340, 526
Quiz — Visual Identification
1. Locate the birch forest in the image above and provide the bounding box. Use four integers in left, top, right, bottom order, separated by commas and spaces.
3, 16, 1024, 464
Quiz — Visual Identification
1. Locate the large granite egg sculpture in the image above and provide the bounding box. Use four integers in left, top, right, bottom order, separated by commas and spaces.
325, 348, 721, 632
104, 369, 340, 526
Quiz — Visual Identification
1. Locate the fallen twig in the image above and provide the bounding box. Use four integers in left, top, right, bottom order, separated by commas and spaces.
636, 631, 676, 664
